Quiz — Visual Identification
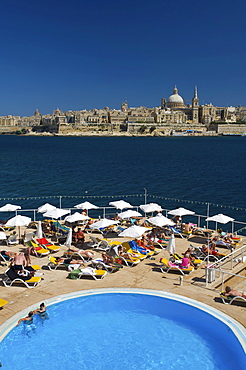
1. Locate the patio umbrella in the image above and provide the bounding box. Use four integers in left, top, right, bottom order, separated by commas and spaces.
37, 203, 57, 213
0, 203, 21, 212
43, 208, 70, 219
205, 213, 235, 233
74, 201, 99, 210
65, 227, 72, 248
5, 215, 32, 240
148, 215, 175, 227
166, 234, 176, 255
36, 220, 43, 239
89, 218, 119, 230
118, 225, 150, 238
118, 210, 142, 219
109, 200, 133, 210
140, 203, 163, 213
205, 214, 234, 224
65, 212, 90, 223
167, 207, 195, 217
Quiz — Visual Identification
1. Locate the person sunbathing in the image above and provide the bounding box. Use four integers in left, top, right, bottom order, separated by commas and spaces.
224, 286, 246, 299
54, 257, 86, 266
67, 247, 95, 259
74, 228, 85, 247
102, 252, 123, 267
202, 244, 219, 256
0, 250, 17, 260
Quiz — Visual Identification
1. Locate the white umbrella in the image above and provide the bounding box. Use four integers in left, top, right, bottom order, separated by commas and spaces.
205, 214, 234, 224
43, 208, 70, 219
0, 231, 7, 240
0, 203, 21, 212
109, 200, 133, 210
118, 210, 142, 219
168, 207, 195, 216
5, 215, 31, 227
148, 215, 175, 227
36, 220, 43, 239
206, 213, 235, 233
167, 234, 176, 255
140, 203, 163, 213
118, 225, 149, 238
65, 227, 72, 248
74, 201, 99, 210
5, 215, 32, 240
89, 218, 119, 230
37, 203, 57, 213
65, 212, 90, 223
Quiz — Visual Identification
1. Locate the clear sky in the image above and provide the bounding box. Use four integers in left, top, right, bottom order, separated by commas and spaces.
0, 0, 246, 116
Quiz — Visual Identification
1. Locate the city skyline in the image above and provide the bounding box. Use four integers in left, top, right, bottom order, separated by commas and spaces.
0, 0, 246, 116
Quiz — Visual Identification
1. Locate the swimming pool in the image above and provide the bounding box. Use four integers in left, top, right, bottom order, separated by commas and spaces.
0, 289, 245, 369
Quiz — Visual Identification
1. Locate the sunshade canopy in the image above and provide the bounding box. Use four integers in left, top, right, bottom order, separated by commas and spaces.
117, 210, 142, 219
5, 215, 31, 227
89, 218, 118, 230
118, 225, 150, 238
109, 200, 133, 210
43, 208, 70, 219
205, 213, 234, 224
65, 212, 90, 223
148, 215, 175, 227
168, 207, 195, 216
37, 203, 57, 213
74, 201, 99, 210
0, 203, 21, 212
140, 203, 163, 213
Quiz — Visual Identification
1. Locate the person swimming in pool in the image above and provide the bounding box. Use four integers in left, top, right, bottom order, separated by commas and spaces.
34, 303, 49, 324
16, 311, 36, 337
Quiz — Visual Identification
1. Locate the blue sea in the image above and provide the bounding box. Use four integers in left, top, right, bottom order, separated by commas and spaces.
0, 135, 245, 226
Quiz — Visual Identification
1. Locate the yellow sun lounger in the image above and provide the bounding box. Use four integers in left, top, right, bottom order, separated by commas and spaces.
78, 267, 107, 280
0, 299, 8, 308
3, 267, 42, 288
220, 291, 246, 305
159, 258, 194, 275
36, 238, 61, 253
26, 240, 50, 257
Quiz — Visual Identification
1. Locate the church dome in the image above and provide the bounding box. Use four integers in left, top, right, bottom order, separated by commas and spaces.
167, 86, 184, 109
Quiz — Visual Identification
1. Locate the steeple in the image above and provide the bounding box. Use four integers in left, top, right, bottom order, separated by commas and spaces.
192, 86, 199, 123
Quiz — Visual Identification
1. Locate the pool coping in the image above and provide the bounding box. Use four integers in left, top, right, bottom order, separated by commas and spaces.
1, 288, 246, 353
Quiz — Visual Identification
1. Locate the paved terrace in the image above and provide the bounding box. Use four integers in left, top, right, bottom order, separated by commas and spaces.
0, 231, 245, 328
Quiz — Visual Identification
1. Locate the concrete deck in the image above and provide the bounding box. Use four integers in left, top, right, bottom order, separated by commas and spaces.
1, 232, 245, 329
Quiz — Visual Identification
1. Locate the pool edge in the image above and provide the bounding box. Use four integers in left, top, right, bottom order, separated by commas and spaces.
1, 288, 245, 353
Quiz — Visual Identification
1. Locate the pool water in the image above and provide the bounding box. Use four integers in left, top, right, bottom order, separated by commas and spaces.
0, 293, 245, 369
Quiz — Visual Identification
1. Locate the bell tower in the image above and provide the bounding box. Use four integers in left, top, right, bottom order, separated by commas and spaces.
192, 86, 199, 123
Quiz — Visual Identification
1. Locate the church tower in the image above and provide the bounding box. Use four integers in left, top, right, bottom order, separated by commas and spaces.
192, 86, 199, 123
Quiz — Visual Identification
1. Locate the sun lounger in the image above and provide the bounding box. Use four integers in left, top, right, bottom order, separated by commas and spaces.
6, 234, 18, 245
169, 226, 185, 239
113, 245, 141, 267
220, 291, 246, 305
159, 257, 194, 275
191, 245, 227, 262
0, 298, 8, 308
91, 258, 123, 272
121, 242, 148, 260
88, 236, 102, 249
36, 238, 61, 253
3, 267, 42, 288
47, 256, 72, 270
77, 267, 107, 280
26, 240, 50, 257
170, 253, 202, 267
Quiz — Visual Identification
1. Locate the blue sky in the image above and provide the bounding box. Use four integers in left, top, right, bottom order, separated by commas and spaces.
0, 0, 246, 116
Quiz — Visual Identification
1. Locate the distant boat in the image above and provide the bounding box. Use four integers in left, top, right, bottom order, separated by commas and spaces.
171, 130, 187, 136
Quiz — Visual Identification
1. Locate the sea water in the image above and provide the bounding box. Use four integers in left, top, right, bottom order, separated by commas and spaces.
0, 135, 245, 222
0, 293, 245, 370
